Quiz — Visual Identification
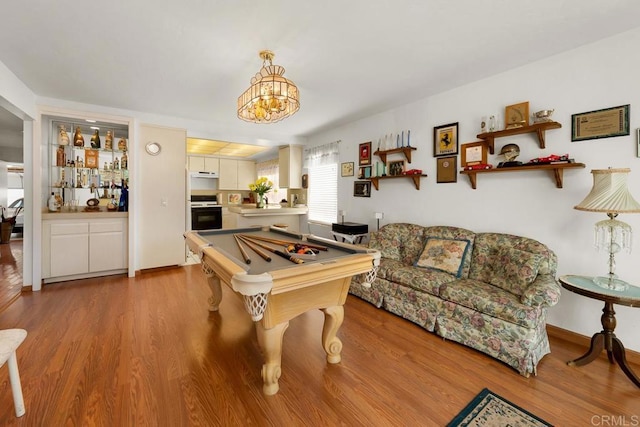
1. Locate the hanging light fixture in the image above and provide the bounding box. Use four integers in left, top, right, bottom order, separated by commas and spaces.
237, 50, 300, 124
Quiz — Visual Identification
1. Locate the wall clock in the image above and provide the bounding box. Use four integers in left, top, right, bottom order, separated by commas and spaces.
505, 102, 529, 129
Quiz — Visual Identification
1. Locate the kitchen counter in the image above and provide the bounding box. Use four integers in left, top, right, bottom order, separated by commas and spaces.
228, 205, 308, 216
225, 205, 308, 231
42, 210, 129, 220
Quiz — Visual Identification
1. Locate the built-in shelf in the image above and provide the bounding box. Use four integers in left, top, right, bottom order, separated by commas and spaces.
476, 121, 562, 154
369, 174, 427, 190
373, 146, 417, 164
460, 162, 585, 189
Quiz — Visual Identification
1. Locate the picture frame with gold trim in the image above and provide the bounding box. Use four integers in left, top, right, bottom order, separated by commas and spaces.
461, 141, 488, 167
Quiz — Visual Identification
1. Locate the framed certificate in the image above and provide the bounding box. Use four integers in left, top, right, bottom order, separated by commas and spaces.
461, 142, 488, 167
571, 105, 630, 142
85, 149, 99, 169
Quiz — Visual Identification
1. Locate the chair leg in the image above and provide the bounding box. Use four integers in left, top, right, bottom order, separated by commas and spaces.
7, 352, 25, 417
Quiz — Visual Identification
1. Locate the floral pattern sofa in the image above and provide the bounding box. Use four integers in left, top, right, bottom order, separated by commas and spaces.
350, 223, 561, 377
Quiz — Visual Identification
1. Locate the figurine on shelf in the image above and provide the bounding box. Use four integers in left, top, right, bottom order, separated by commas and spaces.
91, 129, 101, 149
118, 138, 127, 151
56, 146, 66, 166
73, 126, 84, 147
121, 152, 128, 169
57, 125, 70, 145
105, 130, 113, 150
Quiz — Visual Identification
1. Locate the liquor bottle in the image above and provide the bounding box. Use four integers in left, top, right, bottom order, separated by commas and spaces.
90, 129, 101, 149
57, 125, 70, 145
118, 138, 127, 151
118, 181, 128, 212
105, 130, 113, 150
48, 192, 58, 212
108, 195, 118, 210
114, 157, 120, 170
121, 152, 128, 169
56, 146, 66, 166
104, 162, 109, 170
73, 127, 84, 147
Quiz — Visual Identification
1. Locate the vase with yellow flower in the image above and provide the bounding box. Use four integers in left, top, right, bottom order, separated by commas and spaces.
249, 177, 273, 208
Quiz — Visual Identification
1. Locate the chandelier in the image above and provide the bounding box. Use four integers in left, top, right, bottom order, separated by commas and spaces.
237, 50, 300, 124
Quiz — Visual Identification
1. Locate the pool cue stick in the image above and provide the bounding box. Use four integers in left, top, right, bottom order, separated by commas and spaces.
238, 234, 328, 251
233, 234, 251, 264
239, 235, 305, 264
236, 235, 272, 262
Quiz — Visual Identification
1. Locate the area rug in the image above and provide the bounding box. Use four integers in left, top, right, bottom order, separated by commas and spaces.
447, 388, 552, 426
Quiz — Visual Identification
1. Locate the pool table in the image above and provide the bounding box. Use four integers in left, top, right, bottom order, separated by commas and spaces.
184, 226, 380, 395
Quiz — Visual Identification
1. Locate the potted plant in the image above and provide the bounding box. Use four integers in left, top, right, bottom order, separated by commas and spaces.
248, 177, 273, 208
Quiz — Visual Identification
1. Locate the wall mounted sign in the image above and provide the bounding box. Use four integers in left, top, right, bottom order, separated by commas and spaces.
571, 104, 630, 142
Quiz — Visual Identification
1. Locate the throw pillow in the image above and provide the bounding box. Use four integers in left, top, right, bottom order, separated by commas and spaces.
414, 238, 470, 277
487, 247, 544, 296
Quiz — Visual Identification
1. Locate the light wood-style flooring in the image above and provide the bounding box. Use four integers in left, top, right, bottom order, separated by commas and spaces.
0, 265, 638, 425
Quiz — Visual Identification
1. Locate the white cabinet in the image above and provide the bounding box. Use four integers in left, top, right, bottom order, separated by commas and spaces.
279, 145, 302, 188
221, 208, 237, 229
43, 217, 128, 282
188, 155, 219, 173
219, 159, 256, 190
237, 160, 256, 190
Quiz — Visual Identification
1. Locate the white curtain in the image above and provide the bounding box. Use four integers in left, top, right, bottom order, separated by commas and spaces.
303, 141, 340, 168
255, 158, 286, 203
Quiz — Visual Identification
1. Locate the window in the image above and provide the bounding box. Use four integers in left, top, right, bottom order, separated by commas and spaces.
304, 141, 339, 224
255, 159, 287, 204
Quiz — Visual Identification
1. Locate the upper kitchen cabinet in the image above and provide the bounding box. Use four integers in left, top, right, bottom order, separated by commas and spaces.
188, 155, 219, 174
279, 145, 302, 188
219, 158, 256, 190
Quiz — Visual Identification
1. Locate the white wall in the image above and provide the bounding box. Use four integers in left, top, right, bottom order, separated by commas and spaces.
307, 28, 640, 352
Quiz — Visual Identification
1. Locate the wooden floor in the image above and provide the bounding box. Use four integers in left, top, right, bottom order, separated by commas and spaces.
0, 265, 638, 425
0, 237, 23, 313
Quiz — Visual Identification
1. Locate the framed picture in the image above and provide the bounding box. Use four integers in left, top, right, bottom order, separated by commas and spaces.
388, 160, 405, 176
505, 102, 529, 129
358, 166, 371, 179
354, 181, 371, 197
228, 193, 241, 204
359, 141, 372, 166
436, 156, 457, 183
341, 162, 354, 177
571, 105, 630, 142
433, 122, 459, 157
461, 142, 488, 167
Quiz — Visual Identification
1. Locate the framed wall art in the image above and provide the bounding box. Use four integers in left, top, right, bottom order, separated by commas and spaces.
436, 156, 457, 183
354, 181, 371, 197
461, 141, 488, 167
359, 141, 372, 166
433, 122, 458, 157
388, 160, 405, 176
571, 104, 630, 142
341, 162, 354, 177
505, 101, 529, 129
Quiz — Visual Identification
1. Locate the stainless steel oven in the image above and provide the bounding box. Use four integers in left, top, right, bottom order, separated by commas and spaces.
189, 195, 222, 230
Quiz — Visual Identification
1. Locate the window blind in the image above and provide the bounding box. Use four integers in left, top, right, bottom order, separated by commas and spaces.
308, 163, 337, 224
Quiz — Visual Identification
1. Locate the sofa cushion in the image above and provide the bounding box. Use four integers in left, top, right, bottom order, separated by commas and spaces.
388, 265, 457, 296
486, 247, 544, 296
439, 279, 543, 329
414, 238, 470, 278
423, 226, 476, 278
369, 223, 426, 265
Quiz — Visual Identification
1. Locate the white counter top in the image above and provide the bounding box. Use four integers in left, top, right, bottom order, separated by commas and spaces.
228, 205, 308, 216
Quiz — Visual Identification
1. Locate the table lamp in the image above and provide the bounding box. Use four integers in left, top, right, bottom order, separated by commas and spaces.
574, 168, 640, 291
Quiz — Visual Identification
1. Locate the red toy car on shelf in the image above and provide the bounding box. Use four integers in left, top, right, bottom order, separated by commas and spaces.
528, 154, 570, 164
402, 169, 423, 175
463, 163, 493, 171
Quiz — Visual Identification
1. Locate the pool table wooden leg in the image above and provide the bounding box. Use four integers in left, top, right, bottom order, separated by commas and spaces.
321, 305, 344, 364
256, 321, 289, 396
201, 264, 222, 312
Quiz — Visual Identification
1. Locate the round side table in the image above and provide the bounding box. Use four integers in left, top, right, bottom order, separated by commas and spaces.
559, 275, 640, 388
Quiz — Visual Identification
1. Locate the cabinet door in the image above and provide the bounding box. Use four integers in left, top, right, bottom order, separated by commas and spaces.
219, 159, 238, 190
188, 156, 205, 172
89, 220, 127, 272
49, 223, 90, 277
204, 157, 219, 174
237, 160, 256, 190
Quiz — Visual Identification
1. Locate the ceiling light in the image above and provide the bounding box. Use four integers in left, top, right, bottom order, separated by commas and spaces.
237, 50, 300, 124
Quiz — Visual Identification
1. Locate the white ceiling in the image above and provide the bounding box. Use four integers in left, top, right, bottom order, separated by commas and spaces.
2, 0, 640, 154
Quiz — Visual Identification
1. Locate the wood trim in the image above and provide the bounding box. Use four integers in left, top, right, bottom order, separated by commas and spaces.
135, 265, 182, 276
21, 285, 33, 292
547, 324, 640, 365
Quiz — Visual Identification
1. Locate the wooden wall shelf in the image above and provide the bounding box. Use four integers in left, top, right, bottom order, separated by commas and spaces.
369, 174, 427, 190
476, 121, 562, 154
460, 162, 585, 189
373, 146, 417, 164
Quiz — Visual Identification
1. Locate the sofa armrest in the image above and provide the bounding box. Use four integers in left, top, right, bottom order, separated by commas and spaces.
520, 274, 561, 307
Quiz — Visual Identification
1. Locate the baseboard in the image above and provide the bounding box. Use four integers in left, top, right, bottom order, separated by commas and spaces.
135, 265, 182, 276
21, 285, 32, 292
547, 324, 640, 366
